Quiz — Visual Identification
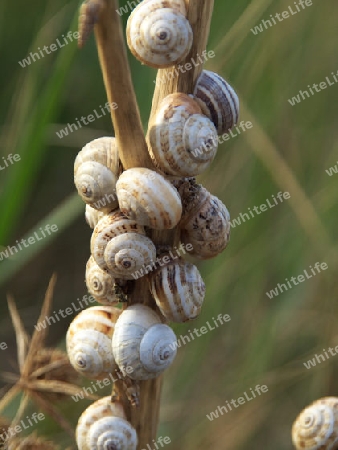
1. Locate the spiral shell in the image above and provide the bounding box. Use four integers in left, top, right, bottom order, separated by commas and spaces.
292, 397, 338, 450
193, 70, 239, 135
74, 137, 121, 212
116, 168, 182, 229
149, 258, 205, 322
176, 178, 230, 259
112, 304, 177, 380
86, 256, 119, 305
148, 93, 218, 177
91, 211, 156, 279
76, 397, 137, 450
126, 0, 193, 68
66, 306, 121, 379
85, 205, 105, 229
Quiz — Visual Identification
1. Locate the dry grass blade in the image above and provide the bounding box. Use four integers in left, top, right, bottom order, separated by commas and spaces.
7, 295, 30, 372
30, 359, 74, 379
0, 385, 21, 414
22, 274, 57, 377
240, 100, 331, 256
29, 390, 75, 438
23, 379, 99, 400
10, 393, 30, 428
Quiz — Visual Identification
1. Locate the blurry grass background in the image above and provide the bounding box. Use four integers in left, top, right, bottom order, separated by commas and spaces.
0, 0, 337, 448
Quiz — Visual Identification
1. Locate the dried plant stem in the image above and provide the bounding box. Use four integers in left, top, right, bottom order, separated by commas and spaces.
92, 1, 214, 448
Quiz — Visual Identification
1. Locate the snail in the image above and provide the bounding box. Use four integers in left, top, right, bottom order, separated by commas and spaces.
148, 93, 219, 177
116, 167, 182, 229
193, 70, 240, 135
74, 137, 121, 212
126, 0, 193, 68
149, 258, 206, 322
175, 178, 231, 259
90, 210, 156, 279
292, 397, 338, 450
112, 304, 177, 380
85, 204, 105, 229
66, 306, 122, 379
85, 256, 119, 305
76, 397, 137, 450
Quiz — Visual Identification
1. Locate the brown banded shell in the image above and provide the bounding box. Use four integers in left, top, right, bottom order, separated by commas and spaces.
66, 306, 122, 379
74, 137, 121, 212
148, 93, 218, 177
112, 304, 177, 380
176, 179, 230, 259
76, 397, 137, 450
149, 258, 205, 322
90, 211, 147, 277
292, 397, 338, 450
116, 168, 182, 229
193, 70, 239, 135
126, 0, 193, 68
85, 256, 119, 305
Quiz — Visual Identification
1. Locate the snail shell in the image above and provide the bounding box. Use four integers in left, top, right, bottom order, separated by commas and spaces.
148, 93, 218, 177
193, 70, 239, 135
112, 304, 177, 380
176, 178, 230, 259
76, 397, 137, 450
116, 168, 182, 229
85, 256, 119, 305
85, 205, 105, 229
149, 258, 205, 322
74, 137, 121, 212
91, 211, 156, 280
66, 306, 122, 379
126, 0, 193, 68
292, 397, 338, 450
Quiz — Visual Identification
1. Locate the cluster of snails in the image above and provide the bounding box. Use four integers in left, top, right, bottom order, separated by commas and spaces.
70, 0, 239, 448
292, 397, 338, 449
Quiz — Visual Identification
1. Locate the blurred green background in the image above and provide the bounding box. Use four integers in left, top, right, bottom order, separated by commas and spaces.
0, 0, 337, 448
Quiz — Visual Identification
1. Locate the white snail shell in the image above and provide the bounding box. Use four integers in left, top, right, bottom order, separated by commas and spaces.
193, 70, 239, 135
116, 168, 182, 229
149, 258, 205, 322
66, 306, 122, 379
292, 397, 338, 450
74, 137, 121, 212
85, 256, 119, 305
112, 304, 177, 380
76, 397, 137, 450
148, 93, 218, 177
176, 178, 230, 259
85, 205, 105, 229
91, 211, 156, 279
126, 0, 193, 68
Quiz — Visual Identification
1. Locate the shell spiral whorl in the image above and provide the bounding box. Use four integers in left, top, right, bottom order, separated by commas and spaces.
126, 0, 193, 68
148, 93, 218, 177
66, 306, 121, 379
292, 397, 338, 450
193, 70, 239, 135
85, 256, 119, 305
112, 304, 177, 380
76, 397, 137, 450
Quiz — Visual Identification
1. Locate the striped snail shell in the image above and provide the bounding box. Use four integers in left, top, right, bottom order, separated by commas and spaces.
85, 256, 119, 305
112, 304, 177, 380
193, 70, 239, 135
66, 306, 121, 379
148, 93, 218, 177
149, 258, 206, 322
292, 397, 338, 450
74, 137, 121, 212
116, 168, 182, 229
126, 0, 193, 68
85, 205, 105, 229
76, 397, 137, 450
90, 211, 156, 279
176, 178, 231, 259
